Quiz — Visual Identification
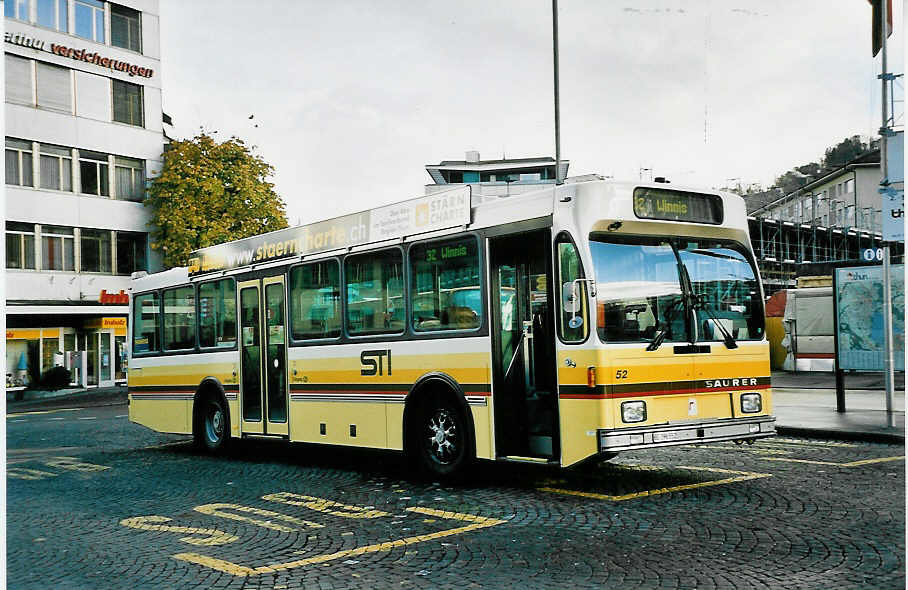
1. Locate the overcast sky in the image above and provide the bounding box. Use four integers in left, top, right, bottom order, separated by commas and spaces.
159, 0, 903, 225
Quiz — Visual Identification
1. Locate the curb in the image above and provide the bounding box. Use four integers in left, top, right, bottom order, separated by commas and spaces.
776, 426, 905, 445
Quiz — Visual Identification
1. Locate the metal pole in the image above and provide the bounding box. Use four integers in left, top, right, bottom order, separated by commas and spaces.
879, 0, 895, 427
552, 0, 562, 185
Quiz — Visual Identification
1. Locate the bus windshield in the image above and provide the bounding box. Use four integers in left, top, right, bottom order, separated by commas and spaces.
590, 236, 763, 343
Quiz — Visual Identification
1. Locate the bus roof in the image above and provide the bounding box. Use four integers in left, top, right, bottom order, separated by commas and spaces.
136, 178, 745, 288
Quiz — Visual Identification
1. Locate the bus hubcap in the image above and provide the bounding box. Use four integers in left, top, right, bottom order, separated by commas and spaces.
208, 407, 223, 442
427, 409, 457, 464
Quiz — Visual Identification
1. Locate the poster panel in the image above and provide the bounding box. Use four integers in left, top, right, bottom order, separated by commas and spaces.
834, 264, 904, 371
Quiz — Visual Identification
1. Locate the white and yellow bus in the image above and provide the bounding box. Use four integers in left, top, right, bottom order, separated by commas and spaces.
128, 180, 775, 477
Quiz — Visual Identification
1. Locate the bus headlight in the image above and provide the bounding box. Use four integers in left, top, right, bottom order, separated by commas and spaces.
741, 393, 762, 413
621, 400, 646, 423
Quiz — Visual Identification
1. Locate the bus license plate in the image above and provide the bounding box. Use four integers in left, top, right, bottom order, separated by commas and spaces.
652, 432, 680, 443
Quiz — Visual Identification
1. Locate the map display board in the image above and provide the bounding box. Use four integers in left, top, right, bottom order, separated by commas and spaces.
834, 264, 904, 371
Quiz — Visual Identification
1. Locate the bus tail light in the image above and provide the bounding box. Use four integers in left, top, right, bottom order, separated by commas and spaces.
587, 366, 597, 388
621, 401, 646, 423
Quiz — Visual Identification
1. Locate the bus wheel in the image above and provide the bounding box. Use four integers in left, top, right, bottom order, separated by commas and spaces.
195, 395, 229, 453
417, 399, 469, 479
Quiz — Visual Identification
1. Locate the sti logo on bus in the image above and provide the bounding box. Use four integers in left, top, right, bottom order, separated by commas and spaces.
361, 350, 392, 376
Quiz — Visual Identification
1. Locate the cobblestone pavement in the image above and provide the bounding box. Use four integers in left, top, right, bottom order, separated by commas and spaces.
6, 404, 905, 589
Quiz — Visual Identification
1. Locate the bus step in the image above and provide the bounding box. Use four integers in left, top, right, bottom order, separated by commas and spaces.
500, 456, 557, 465
242, 433, 289, 440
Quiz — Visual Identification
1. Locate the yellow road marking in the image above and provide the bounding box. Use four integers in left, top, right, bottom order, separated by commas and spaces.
761, 455, 905, 468
43, 456, 110, 472
172, 506, 506, 577
262, 492, 391, 519
195, 503, 324, 532
120, 516, 238, 546
7, 408, 83, 417
539, 465, 772, 501
7, 467, 58, 480
764, 439, 856, 448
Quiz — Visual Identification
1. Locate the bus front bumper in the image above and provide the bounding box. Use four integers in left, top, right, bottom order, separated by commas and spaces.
598, 415, 776, 452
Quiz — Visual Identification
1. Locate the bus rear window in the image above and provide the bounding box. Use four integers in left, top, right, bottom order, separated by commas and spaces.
409, 237, 481, 332
132, 292, 159, 353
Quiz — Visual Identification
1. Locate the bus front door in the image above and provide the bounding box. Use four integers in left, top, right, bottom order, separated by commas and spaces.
238, 275, 289, 437
489, 230, 559, 460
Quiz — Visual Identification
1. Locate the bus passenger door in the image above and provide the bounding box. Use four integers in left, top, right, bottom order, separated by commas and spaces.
489, 230, 559, 460
238, 275, 290, 437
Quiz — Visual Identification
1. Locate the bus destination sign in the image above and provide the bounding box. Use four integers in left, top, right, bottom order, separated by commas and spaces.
187, 186, 471, 276
633, 187, 723, 225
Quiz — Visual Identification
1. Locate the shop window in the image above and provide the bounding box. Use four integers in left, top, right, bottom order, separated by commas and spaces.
74, 0, 105, 43
41, 225, 75, 271
114, 156, 144, 201
81, 228, 112, 273
5, 138, 34, 187
163, 286, 196, 350
555, 235, 588, 342
290, 260, 341, 340
132, 292, 159, 353
112, 80, 143, 127
111, 3, 141, 52
5, 0, 30, 21
37, 0, 68, 32
345, 249, 404, 335
115, 232, 146, 275
5, 55, 34, 106
36, 62, 72, 113
39, 144, 73, 191
6, 221, 36, 269
79, 150, 109, 196
199, 279, 237, 349
409, 237, 481, 332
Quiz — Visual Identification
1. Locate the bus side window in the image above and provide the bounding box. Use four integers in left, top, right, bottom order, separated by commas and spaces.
409, 237, 482, 332
345, 249, 404, 336
163, 286, 196, 351
132, 292, 160, 353
290, 260, 341, 340
556, 235, 588, 342
199, 279, 237, 348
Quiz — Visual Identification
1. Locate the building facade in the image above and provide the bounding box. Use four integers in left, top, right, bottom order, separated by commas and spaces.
751, 151, 883, 231
425, 151, 572, 201
5, 0, 165, 389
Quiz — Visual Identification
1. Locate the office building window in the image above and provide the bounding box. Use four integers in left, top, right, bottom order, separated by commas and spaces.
6, 222, 36, 269
112, 80, 143, 126
844, 178, 854, 194
74, 0, 105, 43
36, 62, 72, 113
39, 144, 73, 191
41, 225, 75, 271
6, 55, 34, 106
79, 150, 109, 196
5, 0, 30, 21
115, 157, 144, 201
6, 138, 34, 187
111, 3, 141, 52
81, 228, 112, 273
75, 70, 111, 121
37, 0, 69, 32
115, 232, 146, 275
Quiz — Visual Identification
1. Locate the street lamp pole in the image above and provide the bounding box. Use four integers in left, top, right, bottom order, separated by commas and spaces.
879, 0, 895, 427
553, 0, 562, 185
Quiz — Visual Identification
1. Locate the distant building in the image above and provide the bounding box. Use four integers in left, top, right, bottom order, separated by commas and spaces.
750, 151, 883, 232
5, 0, 166, 388
425, 151, 573, 201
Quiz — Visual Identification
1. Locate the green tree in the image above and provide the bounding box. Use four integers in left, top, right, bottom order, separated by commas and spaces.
823, 135, 869, 170
147, 132, 288, 268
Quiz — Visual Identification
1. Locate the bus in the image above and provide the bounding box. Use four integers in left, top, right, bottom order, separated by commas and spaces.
128, 180, 775, 477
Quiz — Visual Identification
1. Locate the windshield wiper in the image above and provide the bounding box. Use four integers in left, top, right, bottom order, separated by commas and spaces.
692, 294, 738, 349
646, 297, 684, 352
